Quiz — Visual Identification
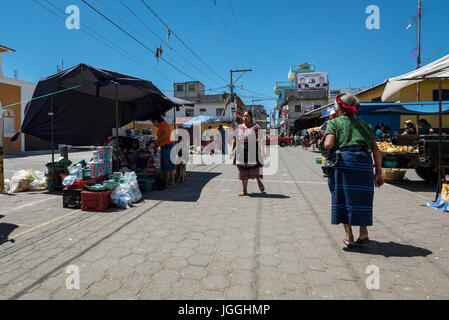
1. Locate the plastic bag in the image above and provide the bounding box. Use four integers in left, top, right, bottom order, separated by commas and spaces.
63, 175, 77, 186
111, 183, 132, 209
3, 179, 11, 193
28, 170, 47, 191
128, 180, 142, 203
9, 169, 47, 193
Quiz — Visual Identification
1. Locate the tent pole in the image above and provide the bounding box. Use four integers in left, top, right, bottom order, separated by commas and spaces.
173, 106, 176, 134
435, 79, 443, 201
50, 95, 55, 194
115, 84, 119, 142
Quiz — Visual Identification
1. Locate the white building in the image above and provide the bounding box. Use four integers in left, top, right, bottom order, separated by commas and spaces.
165, 81, 232, 123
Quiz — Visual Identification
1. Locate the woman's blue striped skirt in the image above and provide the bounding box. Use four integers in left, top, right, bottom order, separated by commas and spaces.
328, 146, 374, 226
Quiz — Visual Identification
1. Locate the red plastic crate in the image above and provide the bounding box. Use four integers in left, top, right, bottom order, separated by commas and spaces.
66, 175, 107, 190
81, 190, 113, 212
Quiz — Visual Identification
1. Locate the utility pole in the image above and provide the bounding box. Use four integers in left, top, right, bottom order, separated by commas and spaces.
417, 0, 422, 101
222, 69, 252, 123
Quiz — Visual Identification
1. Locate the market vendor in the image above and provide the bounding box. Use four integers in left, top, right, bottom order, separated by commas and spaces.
121, 140, 140, 170
150, 115, 176, 189
402, 120, 417, 135
418, 119, 434, 135
374, 122, 386, 140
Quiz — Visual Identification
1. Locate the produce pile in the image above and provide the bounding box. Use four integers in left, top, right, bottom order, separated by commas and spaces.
377, 142, 418, 153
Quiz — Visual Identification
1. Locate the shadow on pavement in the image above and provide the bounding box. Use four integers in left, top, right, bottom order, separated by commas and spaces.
343, 240, 432, 257
386, 179, 436, 194
0, 223, 19, 245
248, 193, 290, 199
143, 171, 221, 202
3, 149, 91, 159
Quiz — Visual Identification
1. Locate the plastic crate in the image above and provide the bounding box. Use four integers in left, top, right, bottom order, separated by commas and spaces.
81, 190, 113, 212
63, 188, 83, 209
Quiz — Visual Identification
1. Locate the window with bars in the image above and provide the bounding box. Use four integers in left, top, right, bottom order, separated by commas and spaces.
216, 108, 224, 116
185, 108, 194, 117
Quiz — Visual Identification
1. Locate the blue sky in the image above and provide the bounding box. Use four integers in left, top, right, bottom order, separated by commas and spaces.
1, 0, 449, 115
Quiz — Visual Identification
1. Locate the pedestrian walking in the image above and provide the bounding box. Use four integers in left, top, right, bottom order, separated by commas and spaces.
231, 111, 266, 196
218, 125, 226, 154
323, 93, 384, 248
302, 133, 310, 150
294, 134, 299, 147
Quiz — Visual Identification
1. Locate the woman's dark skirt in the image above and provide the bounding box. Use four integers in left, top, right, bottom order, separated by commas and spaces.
328, 147, 374, 226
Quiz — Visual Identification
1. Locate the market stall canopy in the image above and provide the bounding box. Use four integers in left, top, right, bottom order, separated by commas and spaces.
357, 105, 422, 115
382, 54, 449, 101
164, 94, 195, 107
183, 115, 221, 128
294, 109, 325, 131
19, 63, 184, 146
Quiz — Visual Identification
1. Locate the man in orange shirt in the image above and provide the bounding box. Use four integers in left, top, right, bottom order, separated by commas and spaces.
150, 116, 176, 189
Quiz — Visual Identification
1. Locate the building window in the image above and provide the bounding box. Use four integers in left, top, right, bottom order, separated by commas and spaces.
433, 89, 449, 101
188, 83, 196, 91
199, 108, 206, 114
294, 105, 301, 112
1, 110, 15, 138
185, 108, 194, 117
216, 108, 224, 116
177, 85, 184, 92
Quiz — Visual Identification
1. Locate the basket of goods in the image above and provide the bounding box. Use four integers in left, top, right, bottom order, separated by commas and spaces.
382, 168, 407, 182
377, 142, 418, 154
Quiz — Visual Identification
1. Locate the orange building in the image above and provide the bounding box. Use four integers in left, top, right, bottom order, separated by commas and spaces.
0, 44, 36, 152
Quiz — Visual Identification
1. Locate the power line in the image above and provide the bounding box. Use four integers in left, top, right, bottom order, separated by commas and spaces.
196, 0, 235, 66
96, 0, 159, 49
214, 0, 243, 66
140, 0, 228, 83
80, 0, 196, 81
117, 0, 221, 85
35, 0, 175, 83
226, 0, 262, 105
228, 0, 251, 67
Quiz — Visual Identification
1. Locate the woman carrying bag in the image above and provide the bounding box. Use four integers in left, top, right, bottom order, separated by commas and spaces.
323, 93, 384, 248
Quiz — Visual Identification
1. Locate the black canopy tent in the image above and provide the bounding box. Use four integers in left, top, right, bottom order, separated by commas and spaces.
293, 109, 325, 131
19, 63, 193, 192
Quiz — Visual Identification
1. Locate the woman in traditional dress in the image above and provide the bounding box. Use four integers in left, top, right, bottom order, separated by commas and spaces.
231, 111, 265, 196
323, 93, 384, 247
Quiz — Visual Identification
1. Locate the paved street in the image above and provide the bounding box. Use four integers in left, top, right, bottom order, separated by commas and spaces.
1, 147, 449, 300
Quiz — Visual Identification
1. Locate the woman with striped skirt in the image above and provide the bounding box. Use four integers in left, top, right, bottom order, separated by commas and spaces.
323, 93, 384, 248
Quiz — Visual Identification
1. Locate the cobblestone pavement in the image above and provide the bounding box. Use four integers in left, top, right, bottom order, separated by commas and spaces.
1, 147, 449, 300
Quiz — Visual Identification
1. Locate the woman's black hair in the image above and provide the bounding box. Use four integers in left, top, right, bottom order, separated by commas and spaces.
150, 115, 164, 123
244, 110, 253, 119
374, 122, 385, 132
419, 119, 430, 125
